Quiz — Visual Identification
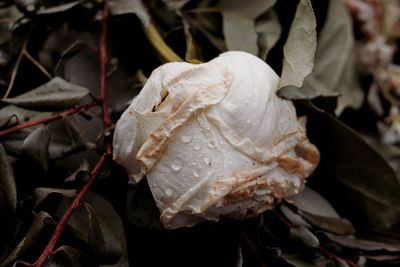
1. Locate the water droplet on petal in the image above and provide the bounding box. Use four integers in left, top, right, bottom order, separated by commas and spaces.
204, 157, 211, 165
228, 159, 233, 165
193, 171, 199, 178
171, 161, 182, 171
165, 188, 173, 197
194, 143, 201, 150
181, 135, 192, 144
246, 120, 251, 124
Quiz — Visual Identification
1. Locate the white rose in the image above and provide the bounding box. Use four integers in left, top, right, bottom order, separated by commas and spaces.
113, 51, 320, 229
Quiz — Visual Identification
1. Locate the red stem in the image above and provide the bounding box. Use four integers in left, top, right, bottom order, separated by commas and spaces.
0, 101, 97, 138
99, 0, 111, 132
18, 0, 113, 266
32, 153, 108, 267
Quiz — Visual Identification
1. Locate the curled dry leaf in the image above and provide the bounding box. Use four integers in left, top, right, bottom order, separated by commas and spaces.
113, 51, 319, 228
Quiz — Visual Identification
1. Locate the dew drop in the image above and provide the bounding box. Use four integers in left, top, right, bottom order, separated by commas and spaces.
194, 143, 201, 151
181, 135, 192, 144
246, 120, 251, 124
193, 171, 199, 178
170, 161, 182, 171
228, 159, 233, 165
203, 157, 211, 165
165, 188, 173, 197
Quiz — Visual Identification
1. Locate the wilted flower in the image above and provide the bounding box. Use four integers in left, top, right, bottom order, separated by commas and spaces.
113, 51, 319, 228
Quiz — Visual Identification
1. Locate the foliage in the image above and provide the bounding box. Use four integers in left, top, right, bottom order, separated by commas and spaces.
0, 0, 399, 266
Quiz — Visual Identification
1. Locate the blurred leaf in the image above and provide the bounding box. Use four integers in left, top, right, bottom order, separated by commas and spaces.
255, 8, 281, 60
280, 254, 327, 267
85, 203, 123, 264
1, 130, 30, 157
2, 77, 90, 111
327, 258, 350, 267
0, 212, 54, 267
182, 18, 203, 63
279, 0, 363, 115
22, 125, 50, 171
219, 0, 276, 55
52, 246, 91, 267
278, 0, 316, 90
283, 200, 355, 235
109, 0, 181, 62
36, 1, 84, 15
324, 232, 400, 253
304, 102, 400, 227
109, 0, 150, 26
290, 225, 320, 251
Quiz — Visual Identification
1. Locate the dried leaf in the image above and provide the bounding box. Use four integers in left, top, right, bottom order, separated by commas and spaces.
219, 0, 276, 55
32, 187, 77, 209
182, 18, 203, 63
290, 225, 320, 251
279, 0, 363, 115
2, 78, 90, 111
283, 198, 355, 235
85, 203, 123, 264
0, 143, 17, 246
52, 246, 90, 267
278, 0, 316, 90
324, 233, 400, 253
47, 118, 86, 160
109, 0, 150, 26
304, 102, 400, 227
0, 212, 54, 267
22, 125, 50, 170
255, 8, 281, 60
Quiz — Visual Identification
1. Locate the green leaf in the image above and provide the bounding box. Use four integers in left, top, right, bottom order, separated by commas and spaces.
278, 0, 316, 90
219, 0, 276, 55
85, 203, 123, 264
2, 77, 90, 111
22, 125, 51, 170
279, 0, 363, 115
304, 102, 400, 227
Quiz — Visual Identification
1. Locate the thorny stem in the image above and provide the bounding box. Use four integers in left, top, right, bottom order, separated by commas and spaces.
0, 101, 97, 138
10, 1, 113, 266
272, 208, 359, 267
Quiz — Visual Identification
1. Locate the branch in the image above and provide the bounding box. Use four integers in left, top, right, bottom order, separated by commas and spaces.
0, 101, 97, 138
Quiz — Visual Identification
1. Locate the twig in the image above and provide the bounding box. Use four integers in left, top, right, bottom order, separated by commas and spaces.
4, 39, 27, 98
0, 101, 97, 138
23, 50, 52, 79
31, 153, 109, 267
